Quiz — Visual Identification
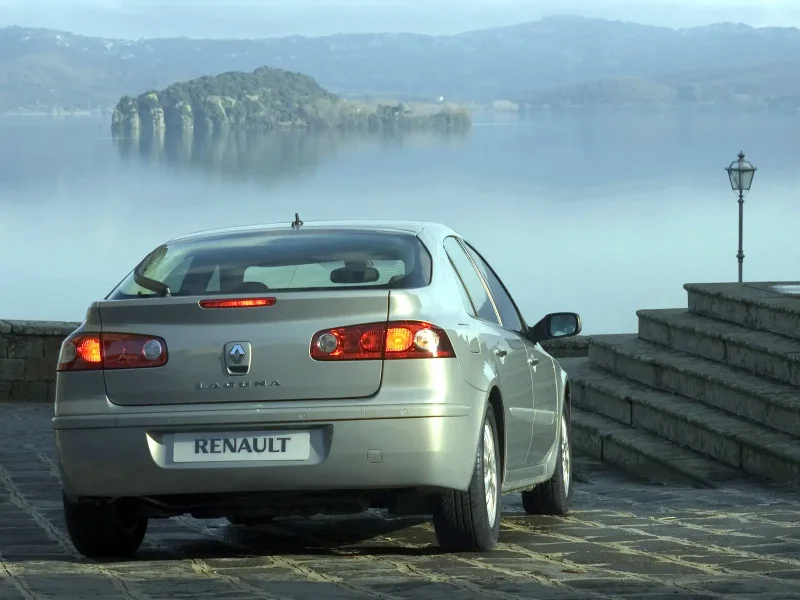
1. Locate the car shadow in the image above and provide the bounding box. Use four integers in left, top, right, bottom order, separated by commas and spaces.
119, 514, 440, 563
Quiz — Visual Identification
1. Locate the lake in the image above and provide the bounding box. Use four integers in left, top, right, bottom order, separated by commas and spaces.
0, 110, 797, 334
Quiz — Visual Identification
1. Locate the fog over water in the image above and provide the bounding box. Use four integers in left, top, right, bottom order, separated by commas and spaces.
1, 110, 796, 334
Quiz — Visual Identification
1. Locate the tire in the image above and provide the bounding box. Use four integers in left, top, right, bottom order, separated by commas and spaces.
226, 515, 274, 526
521, 409, 572, 515
63, 491, 147, 559
432, 403, 501, 552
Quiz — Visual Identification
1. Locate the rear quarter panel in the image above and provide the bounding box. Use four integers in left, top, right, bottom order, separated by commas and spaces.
388, 228, 499, 395
54, 303, 105, 418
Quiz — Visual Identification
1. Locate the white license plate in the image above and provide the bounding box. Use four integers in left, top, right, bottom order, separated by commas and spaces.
172, 430, 311, 463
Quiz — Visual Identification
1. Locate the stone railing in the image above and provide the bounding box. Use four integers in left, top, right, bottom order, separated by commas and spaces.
0, 319, 588, 403
0, 320, 80, 403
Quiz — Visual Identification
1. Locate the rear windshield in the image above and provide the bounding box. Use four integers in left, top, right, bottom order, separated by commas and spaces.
107, 229, 433, 299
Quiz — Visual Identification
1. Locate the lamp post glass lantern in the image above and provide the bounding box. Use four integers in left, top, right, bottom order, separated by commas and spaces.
725, 151, 757, 283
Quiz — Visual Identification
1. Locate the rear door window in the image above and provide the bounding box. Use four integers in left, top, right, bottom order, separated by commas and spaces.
443, 237, 499, 324
463, 243, 525, 333
108, 229, 433, 299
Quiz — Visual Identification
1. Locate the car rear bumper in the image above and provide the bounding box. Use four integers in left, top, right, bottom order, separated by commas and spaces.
53, 400, 484, 499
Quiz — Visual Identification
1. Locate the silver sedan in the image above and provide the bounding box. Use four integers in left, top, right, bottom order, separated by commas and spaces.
53, 219, 581, 558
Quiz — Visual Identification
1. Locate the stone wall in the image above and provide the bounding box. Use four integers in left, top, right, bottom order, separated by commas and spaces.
0, 319, 588, 403
541, 335, 589, 358
0, 320, 80, 403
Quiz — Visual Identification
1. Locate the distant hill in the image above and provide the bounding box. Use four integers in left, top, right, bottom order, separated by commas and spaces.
111, 66, 471, 134
4, 17, 800, 112
520, 59, 800, 110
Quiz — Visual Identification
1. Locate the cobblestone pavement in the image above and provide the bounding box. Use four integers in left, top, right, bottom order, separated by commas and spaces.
4, 405, 800, 599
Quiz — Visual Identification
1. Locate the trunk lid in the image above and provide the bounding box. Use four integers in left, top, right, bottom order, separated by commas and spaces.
99, 291, 389, 406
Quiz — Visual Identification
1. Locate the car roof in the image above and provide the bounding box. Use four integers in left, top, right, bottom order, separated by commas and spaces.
169, 220, 461, 244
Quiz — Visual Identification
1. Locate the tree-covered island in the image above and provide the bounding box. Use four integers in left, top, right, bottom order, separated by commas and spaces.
111, 66, 471, 135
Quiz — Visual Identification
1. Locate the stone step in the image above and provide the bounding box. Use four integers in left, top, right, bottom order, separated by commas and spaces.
686, 282, 800, 341
568, 358, 800, 486
587, 334, 800, 439
571, 406, 744, 487
638, 308, 800, 387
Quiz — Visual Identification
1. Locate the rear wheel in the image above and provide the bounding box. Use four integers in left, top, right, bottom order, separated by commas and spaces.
521, 410, 571, 515
433, 404, 501, 552
63, 492, 147, 559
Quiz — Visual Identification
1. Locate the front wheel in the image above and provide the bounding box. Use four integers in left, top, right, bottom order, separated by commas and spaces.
433, 404, 501, 552
63, 492, 148, 559
521, 410, 571, 515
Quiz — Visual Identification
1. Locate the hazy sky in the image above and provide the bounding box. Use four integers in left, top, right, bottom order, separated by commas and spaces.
0, 0, 798, 39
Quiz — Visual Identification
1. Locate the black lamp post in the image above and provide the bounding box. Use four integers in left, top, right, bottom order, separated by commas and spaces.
725, 151, 757, 283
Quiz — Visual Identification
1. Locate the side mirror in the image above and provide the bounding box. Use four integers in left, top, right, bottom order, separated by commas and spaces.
527, 312, 582, 344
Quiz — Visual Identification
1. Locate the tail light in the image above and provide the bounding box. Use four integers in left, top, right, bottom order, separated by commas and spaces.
57, 332, 168, 372
310, 321, 455, 361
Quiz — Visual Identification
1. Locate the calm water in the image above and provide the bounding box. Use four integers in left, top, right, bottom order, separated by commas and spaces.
1, 111, 797, 334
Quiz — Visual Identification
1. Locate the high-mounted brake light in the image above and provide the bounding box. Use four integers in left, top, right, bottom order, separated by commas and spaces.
57, 332, 168, 372
199, 297, 277, 309
310, 321, 455, 361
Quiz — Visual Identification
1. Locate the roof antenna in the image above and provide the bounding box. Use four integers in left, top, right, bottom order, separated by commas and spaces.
291, 213, 304, 229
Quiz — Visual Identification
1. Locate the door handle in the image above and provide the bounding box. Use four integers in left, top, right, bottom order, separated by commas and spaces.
495, 348, 508, 358
528, 357, 539, 366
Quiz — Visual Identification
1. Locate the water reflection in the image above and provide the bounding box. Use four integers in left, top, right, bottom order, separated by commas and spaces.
113, 127, 470, 183
3, 112, 800, 330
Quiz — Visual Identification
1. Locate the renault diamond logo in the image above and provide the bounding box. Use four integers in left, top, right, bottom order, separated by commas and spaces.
224, 341, 252, 375
229, 344, 246, 364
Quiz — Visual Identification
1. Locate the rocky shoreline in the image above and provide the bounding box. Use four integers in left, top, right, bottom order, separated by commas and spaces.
111, 67, 472, 136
